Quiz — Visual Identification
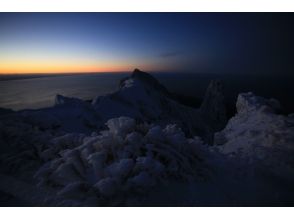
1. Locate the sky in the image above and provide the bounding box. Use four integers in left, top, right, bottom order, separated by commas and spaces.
0, 13, 293, 74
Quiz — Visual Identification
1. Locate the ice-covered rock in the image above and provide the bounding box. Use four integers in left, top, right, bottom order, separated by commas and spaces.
91, 69, 215, 140
92, 69, 169, 120
121, 78, 134, 88
236, 92, 281, 114
106, 117, 135, 136
34, 117, 208, 205
214, 92, 294, 178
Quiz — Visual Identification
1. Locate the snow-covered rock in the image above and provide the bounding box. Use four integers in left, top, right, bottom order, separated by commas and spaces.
236, 92, 281, 114
214, 92, 294, 178
106, 117, 135, 136
34, 117, 208, 205
91, 69, 216, 140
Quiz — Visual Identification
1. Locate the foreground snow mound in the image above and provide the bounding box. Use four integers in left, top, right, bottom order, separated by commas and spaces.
35, 117, 208, 205
214, 92, 294, 178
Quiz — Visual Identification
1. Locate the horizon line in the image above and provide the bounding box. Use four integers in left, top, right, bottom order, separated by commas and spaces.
0, 71, 132, 75
0, 69, 182, 75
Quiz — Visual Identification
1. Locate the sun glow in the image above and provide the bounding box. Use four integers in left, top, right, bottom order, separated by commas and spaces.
0, 59, 135, 74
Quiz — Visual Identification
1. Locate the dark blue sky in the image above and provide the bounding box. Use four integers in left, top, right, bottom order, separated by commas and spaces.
0, 13, 293, 74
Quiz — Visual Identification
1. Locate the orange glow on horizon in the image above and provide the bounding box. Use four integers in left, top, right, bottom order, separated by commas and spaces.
0, 62, 130, 74
0, 59, 161, 74
0, 63, 142, 75
0, 66, 131, 74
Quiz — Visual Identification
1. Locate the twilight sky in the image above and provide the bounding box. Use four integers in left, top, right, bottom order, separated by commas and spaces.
0, 13, 293, 74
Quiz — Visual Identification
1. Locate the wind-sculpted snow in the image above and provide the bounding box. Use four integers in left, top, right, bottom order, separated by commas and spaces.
214, 92, 294, 179
34, 117, 209, 206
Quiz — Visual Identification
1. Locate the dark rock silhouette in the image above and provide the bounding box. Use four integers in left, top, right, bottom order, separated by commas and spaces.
200, 79, 227, 132
120, 68, 170, 96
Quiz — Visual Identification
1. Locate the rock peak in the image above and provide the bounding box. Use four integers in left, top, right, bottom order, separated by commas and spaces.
131, 68, 157, 82
200, 79, 227, 131
133, 68, 142, 73
119, 69, 170, 95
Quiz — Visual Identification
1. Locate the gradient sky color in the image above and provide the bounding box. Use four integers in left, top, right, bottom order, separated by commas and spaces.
0, 13, 294, 74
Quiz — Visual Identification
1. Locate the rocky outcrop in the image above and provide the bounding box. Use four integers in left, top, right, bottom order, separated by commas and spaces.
200, 79, 227, 132
214, 92, 294, 179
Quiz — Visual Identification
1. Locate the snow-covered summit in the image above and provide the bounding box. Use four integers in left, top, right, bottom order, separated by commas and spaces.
91, 69, 218, 140
121, 68, 170, 95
